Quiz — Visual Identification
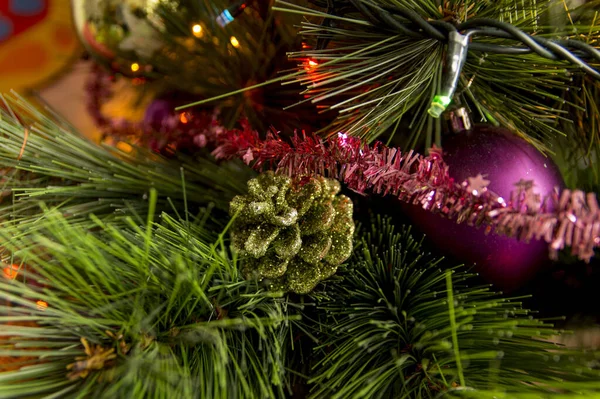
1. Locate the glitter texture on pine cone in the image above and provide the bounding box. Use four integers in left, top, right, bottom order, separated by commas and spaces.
230, 172, 355, 294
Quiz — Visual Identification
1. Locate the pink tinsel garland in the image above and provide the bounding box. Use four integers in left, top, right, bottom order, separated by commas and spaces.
209, 123, 600, 262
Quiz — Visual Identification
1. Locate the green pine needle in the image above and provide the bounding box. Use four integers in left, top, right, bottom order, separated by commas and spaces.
305, 217, 600, 398
0, 205, 295, 399
0, 93, 254, 231
445, 270, 465, 388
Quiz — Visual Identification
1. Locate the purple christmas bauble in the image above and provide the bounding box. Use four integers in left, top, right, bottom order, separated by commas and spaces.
405, 125, 565, 291
143, 93, 203, 130
143, 99, 175, 130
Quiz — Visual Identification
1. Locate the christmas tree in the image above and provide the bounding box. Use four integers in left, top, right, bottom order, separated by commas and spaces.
2, 0, 600, 398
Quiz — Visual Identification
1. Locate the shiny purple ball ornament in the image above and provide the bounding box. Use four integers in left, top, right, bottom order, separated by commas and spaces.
405, 114, 565, 291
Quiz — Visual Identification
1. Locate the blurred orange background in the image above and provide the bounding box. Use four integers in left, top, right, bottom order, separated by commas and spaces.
0, 0, 96, 137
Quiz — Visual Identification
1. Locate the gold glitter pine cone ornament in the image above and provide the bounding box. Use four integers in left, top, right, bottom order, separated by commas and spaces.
230, 172, 355, 294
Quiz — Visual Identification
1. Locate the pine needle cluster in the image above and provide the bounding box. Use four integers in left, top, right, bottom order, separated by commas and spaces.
0, 94, 254, 229
155, 0, 303, 129
304, 217, 600, 398
0, 204, 294, 398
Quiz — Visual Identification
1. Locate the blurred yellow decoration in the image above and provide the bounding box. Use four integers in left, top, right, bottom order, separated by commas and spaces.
101, 77, 155, 122
0, 0, 81, 93
36, 300, 48, 311
192, 24, 203, 38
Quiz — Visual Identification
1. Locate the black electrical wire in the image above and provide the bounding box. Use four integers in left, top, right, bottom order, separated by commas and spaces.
459, 20, 600, 79
556, 39, 600, 62
533, 37, 600, 79
461, 30, 597, 57
348, 0, 383, 28
316, 0, 338, 50
457, 18, 557, 59
378, 6, 449, 41
339, 1, 600, 79
469, 43, 533, 54
349, 0, 424, 38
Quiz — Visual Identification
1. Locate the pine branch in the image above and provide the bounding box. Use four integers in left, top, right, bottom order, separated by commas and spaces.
1, 207, 598, 398
305, 217, 600, 398
0, 202, 294, 398
0, 94, 255, 231
272, 0, 598, 149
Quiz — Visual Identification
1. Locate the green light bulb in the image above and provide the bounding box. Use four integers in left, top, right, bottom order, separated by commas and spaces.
427, 95, 452, 118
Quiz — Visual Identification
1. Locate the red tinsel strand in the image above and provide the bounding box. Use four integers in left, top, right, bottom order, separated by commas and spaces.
211, 126, 600, 262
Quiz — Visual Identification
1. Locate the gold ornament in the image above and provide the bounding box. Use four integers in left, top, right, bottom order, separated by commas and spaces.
230, 172, 355, 294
